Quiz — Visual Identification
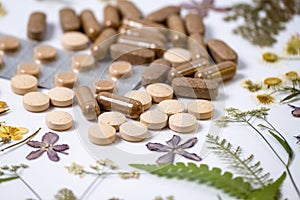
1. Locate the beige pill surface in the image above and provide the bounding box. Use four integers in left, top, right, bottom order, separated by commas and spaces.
88, 124, 116, 145
146, 83, 173, 103
169, 113, 197, 133
0, 36, 19, 52
187, 100, 213, 120
46, 111, 73, 131
23, 92, 50, 112
61, 31, 89, 51
163, 48, 191, 67
125, 90, 152, 110
98, 111, 126, 131
94, 79, 115, 94
140, 110, 168, 130
17, 63, 40, 78
158, 99, 185, 115
109, 61, 132, 79
34, 45, 56, 62
48, 87, 74, 107
71, 54, 95, 71
54, 72, 77, 88
120, 121, 147, 142
11, 74, 38, 95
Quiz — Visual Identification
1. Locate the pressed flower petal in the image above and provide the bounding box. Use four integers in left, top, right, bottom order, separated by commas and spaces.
289, 104, 300, 117
26, 141, 45, 148
26, 149, 46, 160
156, 152, 175, 164
47, 148, 60, 162
177, 149, 202, 161
16, 127, 28, 134
53, 144, 69, 152
42, 132, 59, 144
11, 134, 22, 140
166, 135, 181, 148
146, 143, 170, 152
178, 137, 198, 149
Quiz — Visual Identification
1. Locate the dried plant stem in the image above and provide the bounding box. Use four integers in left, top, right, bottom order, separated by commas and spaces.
17, 173, 42, 200
79, 175, 102, 199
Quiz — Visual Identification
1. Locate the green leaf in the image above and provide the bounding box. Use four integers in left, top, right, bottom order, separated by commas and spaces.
0, 176, 19, 183
267, 130, 294, 166
247, 172, 286, 200
130, 163, 253, 199
280, 91, 300, 103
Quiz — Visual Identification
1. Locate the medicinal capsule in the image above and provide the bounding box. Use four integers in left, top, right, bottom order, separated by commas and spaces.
207, 39, 238, 64
188, 33, 209, 61
103, 5, 120, 29
166, 14, 187, 47
59, 8, 81, 32
80, 9, 101, 41
117, 0, 143, 19
96, 92, 143, 119
146, 5, 180, 23
75, 86, 101, 121
123, 28, 167, 45
27, 12, 47, 41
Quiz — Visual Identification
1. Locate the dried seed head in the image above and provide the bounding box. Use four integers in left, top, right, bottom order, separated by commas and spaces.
262, 52, 279, 63
256, 94, 275, 104
263, 77, 282, 87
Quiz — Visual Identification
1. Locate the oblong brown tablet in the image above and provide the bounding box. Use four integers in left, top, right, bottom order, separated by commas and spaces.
103, 5, 120, 29
207, 39, 238, 64
11, 74, 38, 95
146, 6, 180, 23
34, 45, 56, 63
94, 79, 115, 94
23, 92, 50, 112
46, 111, 73, 131
188, 33, 209, 61
88, 124, 116, 145
187, 100, 213, 120
80, 9, 101, 41
98, 111, 126, 131
27, 12, 46, 41
169, 113, 197, 133
166, 14, 187, 47
185, 13, 205, 35
54, 71, 77, 88
146, 83, 173, 103
117, 0, 142, 19
125, 90, 152, 110
61, 31, 89, 51
140, 110, 168, 130
59, 8, 81, 32
0, 36, 19, 52
120, 121, 147, 142
48, 87, 74, 107
17, 63, 40, 78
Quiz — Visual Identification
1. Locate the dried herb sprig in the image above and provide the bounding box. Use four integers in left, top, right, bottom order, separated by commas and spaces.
286, 34, 300, 55
224, 0, 300, 46
216, 107, 299, 198
0, 2, 7, 17
55, 188, 77, 200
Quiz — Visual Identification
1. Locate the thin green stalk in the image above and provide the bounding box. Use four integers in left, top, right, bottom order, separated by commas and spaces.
17, 173, 42, 200
79, 175, 102, 199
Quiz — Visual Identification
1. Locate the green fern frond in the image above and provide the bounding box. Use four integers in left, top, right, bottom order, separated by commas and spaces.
206, 135, 272, 187
130, 162, 253, 199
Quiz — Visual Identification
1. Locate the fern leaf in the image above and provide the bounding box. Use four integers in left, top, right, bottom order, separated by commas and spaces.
206, 135, 272, 187
130, 162, 253, 199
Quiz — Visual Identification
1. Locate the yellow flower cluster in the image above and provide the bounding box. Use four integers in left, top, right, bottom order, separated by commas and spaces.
0, 125, 28, 141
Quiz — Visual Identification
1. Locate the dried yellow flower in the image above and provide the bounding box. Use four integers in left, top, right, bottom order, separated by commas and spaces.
262, 52, 279, 63
285, 71, 300, 81
0, 101, 7, 108
256, 94, 275, 104
0, 125, 28, 140
263, 77, 282, 88
286, 34, 300, 55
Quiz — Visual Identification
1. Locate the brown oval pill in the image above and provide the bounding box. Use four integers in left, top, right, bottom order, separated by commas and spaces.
59, 8, 81, 32
11, 74, 38, 95
48, 87, 74, 107
103, 5, 120, 29
185, 13, 205, 35
27, 12, 46, 41
0, 36, 19, 52
146, 6, 180, 23
71, 54, 95, 71
34, 45, 56, 63
80, 9, 101, 41
88, 124, 116, 145
169, 113, 197, 133
17, 63, 40, 78
146, 83, 173, 103
54, 71, 77, 88
23, 92, 50, 112
109, 61, 132, 79
90, 28, 117, 60
46, 111, 73, 131
94, 79, 115, 94
188, 33, 209, 61
187, 100, 213, 120
207, 39, 238, 64
167, 14, 187, 47
117, 0, 142, 19
61, 31, 89, 51
119, 121, 147, 142
140, 110, 168, 130
98, 111, 126, 131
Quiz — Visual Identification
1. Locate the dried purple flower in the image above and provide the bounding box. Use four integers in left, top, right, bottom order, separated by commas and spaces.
288, 104, 300, 117
295, 134, 300, 144
146, 135, 202, 164
26, 132, 69, 162
181, 0, 230, 17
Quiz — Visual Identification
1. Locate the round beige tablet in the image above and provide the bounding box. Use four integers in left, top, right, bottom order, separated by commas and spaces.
48, 87, 74, 107
163, 47, 191, 66
71, 54, 95, 71
46, 111, 73, 131
125, 90, 152, 110
169, 113, 197, 133
109, 61, 132, 79
120, 121, 147, 142
88, 124, 116, 145
98, 111, 126, 131
11, 74, 38, 95
0, 36, 19, 52
140, 110, 168, 130
34, 45, 56, 62
61, 31, 89, 51
54, 71, 77, 88
94, 79, 115, 94
158, 99, 185, 115
187, 100, 213, 120
17, 63, 40, 78
146, 83, 173, 103
23, 92, 50, 112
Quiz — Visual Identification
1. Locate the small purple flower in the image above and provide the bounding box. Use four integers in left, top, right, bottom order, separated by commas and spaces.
26, 132, 69, 162
295, 134, 300, 144
288, 104, 300, 117
146, 135, 202, 164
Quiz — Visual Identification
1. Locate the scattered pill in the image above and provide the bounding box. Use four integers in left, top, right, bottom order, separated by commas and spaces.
117, 0, 142, 19
80, 9, 101, 41
23, 91, 50, 112
94, 79, 115, 94
61, 31, 89, 51
59, 7, 81, 32
119, 121, 147, 142
207, 39, 238, 64
48, 87, 74, 107
122, 18, 165, 30
109, 61, 132, 79
123, 29, 167, 45
71, 54, 95, 71
163, 47, 191, 67
187, 100, 213, 120
27, 12, 47, 41
54, 71, 77, 88
17, 63, 40, 78
0, 36, 19, 52
140, 110, 168, 130
88, 124, 116, 145
141, 59, 171, 86
169, 113, 197, 133
185, 13, 205, 35
46, 110, 73, 131
146, 83, 173, 103
146, 5, 180, 23
188, 33, 209, 61
167, 14, 187, 47
103, 4, 120, 29
34, 45, 56, 63
98, 111, 126, 131
11, 74, 38, 95
158, 99, 185, 115
125, 90, 152, 110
